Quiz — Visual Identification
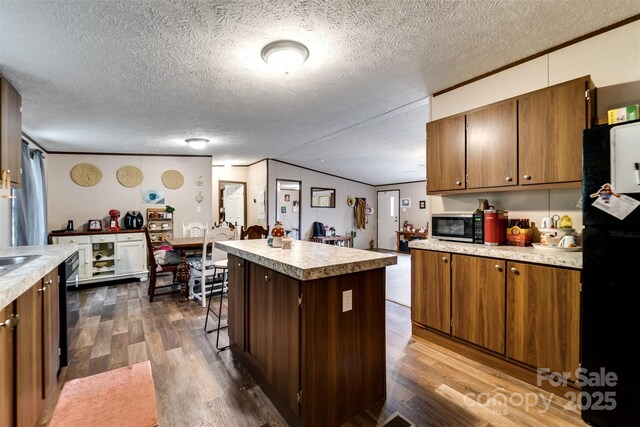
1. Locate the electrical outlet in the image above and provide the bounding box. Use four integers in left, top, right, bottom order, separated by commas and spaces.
196, 206, 201, 212
342, 289, 352, 312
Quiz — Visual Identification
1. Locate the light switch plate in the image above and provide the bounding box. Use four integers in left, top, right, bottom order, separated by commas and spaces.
342, 289, 352, 312
196, 206, 201, 212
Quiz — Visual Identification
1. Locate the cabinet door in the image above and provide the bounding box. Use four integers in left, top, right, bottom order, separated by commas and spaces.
77, 244, 91, 280
247, 262, 300, 415
507, 263, 580, 378
411, 250, 450, 333
1, 77, 22, 186
426, 115, 466, 192
16, 282, 44, 427
43, 269, 60, 399
452, 255, 505, 353
519, 77, 588, 185
116, 241, 145, 275
227, 254, 245, 351
467, 100, 517, 188
0, 302, 15, 427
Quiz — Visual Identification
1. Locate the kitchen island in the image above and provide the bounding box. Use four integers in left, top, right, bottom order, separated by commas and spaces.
215, 239, 397, 427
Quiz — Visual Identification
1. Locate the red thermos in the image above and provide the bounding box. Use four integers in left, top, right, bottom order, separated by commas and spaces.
483, 208, 508, 245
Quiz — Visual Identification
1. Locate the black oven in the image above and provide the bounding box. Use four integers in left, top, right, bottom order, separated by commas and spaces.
431, 213, 475, 243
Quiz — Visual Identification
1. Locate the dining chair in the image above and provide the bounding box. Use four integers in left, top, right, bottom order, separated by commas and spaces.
144, 227, 180, 302
182, 222, 209, 238
240, 224, 269, 240
188, 223, 235, 307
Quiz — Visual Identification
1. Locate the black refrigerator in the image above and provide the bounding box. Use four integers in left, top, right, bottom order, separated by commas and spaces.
582, 119, 640, 426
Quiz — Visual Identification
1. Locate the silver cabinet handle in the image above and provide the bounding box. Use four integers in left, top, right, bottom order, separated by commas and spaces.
511, 267, 519, 274
505, 176, 512, 182
38, 286, 47, 292
237, 263, 242, 267
0, 318, 12, 328
495, 265, 503, 272
523, 175, 531, 180
441, 257, 448, 263
455, 180, 461, 186
264, 275, 270, 282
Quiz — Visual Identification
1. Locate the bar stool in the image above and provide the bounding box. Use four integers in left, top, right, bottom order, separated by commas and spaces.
204, 259, 229, 351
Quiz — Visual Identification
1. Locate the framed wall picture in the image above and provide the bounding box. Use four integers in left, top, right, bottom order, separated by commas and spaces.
419, 200, 426, 209
401, 198, 411, 208
88, 219, 102, 231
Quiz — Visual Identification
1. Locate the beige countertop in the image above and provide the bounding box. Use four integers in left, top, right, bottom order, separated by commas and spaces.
409, 239, 582, 269
216, 239, 397, 281
0, 244, 78, 310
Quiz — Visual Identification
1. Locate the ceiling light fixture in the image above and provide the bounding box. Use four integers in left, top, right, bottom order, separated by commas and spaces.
261, 40, 309, 74
185, 138, 209, 149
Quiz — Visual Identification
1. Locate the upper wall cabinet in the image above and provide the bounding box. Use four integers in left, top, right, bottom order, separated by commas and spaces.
519, 76, 593, 186
0, 76, 22, 186
426, 76, 594, 195
467, 100, 518, 189
426, 115, 466, 193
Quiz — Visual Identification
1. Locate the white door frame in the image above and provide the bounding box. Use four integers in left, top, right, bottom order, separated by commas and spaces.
377, 190, 400, 250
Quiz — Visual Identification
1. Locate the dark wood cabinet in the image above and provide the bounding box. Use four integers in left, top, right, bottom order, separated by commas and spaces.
16, 282, 44, 427
235, 258, 386, 427
1, 76, 22, 186
411, 250, 450, 333
426, 76, 594, 195
227, 254, 246, 351
452, 255, 505, 353
0, 302, 15, 427
43, 269, 60, 399
466, 100, 518, 189
519, 76, 592, 185
506, 262, 580, 379
247, 262, 300, 416
426, 115, 466, 192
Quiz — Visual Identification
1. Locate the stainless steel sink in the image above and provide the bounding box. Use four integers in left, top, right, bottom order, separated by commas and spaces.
0, 255, 40, 276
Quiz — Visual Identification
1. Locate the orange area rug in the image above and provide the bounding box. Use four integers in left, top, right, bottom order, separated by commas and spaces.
49, 360, 158, 427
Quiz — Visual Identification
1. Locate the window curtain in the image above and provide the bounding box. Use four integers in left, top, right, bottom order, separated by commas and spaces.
13, 141, 47, 246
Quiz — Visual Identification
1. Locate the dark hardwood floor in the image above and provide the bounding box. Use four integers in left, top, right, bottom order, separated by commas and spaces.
40, 278, 586, 426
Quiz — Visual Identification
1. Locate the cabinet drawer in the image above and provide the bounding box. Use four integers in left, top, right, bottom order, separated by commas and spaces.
91, 234, 115, 243
116, 233, 143, 242
55, 235, 90, 245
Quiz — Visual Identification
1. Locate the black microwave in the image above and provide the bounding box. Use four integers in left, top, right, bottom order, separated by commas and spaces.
431, 213, 483, 243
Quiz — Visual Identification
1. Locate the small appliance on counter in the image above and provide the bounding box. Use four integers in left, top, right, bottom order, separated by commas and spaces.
431, 213, 475, 242
107, 209, 121, 231
483, 208, 508, 246
124, 211, 143, 229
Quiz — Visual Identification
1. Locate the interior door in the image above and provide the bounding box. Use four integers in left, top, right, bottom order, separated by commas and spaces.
377, 190, 399, 250
276, 180, 301, 240
224, 183, 245, 227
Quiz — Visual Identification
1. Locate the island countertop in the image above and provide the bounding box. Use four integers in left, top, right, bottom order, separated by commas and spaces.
0, 244, 78, 310
409, 239, 582, 269
215, 239, 397, 281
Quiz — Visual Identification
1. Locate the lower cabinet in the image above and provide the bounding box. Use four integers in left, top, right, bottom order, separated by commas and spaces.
411, 250, 450, 333
452, 255, 505, 353
248, 262, 300, 416
412, 249, 581, 389
506, 262, 581, 378
0, 303, 15, 427
115, 234, 145, 275
3, 267, 61, 427
227, 254, 246, 351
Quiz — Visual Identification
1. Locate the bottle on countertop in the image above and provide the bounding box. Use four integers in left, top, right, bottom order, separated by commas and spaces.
473, 199, 489, 244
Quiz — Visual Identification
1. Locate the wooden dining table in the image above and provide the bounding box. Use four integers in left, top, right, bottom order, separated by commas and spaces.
164, 237, 204, 301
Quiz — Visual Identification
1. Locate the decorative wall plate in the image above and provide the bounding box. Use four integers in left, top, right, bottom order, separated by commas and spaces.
161, 170, 184, 189
70, 163, 102, 187
347, 195, 355, 207
116, 165, 143, 188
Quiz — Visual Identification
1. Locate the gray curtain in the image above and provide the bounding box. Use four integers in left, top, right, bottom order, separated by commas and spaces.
14, 141, 47, 246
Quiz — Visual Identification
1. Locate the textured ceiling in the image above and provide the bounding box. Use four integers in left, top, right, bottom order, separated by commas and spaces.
1, 1, 639, 185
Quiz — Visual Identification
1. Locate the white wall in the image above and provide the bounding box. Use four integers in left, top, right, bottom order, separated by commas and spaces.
431, 20, 640, 121
246, 160, 268, 227
47, 154, 212, 235
427, 20, 639, 241
267, 160, 377, 249
376, 181, 429, 231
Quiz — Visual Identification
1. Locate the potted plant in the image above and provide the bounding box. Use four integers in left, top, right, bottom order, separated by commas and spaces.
165, 205, 175, 219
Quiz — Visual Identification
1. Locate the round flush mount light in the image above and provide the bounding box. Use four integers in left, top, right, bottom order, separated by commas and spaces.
261, 40, 309, 74
185, 138, 209, 149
